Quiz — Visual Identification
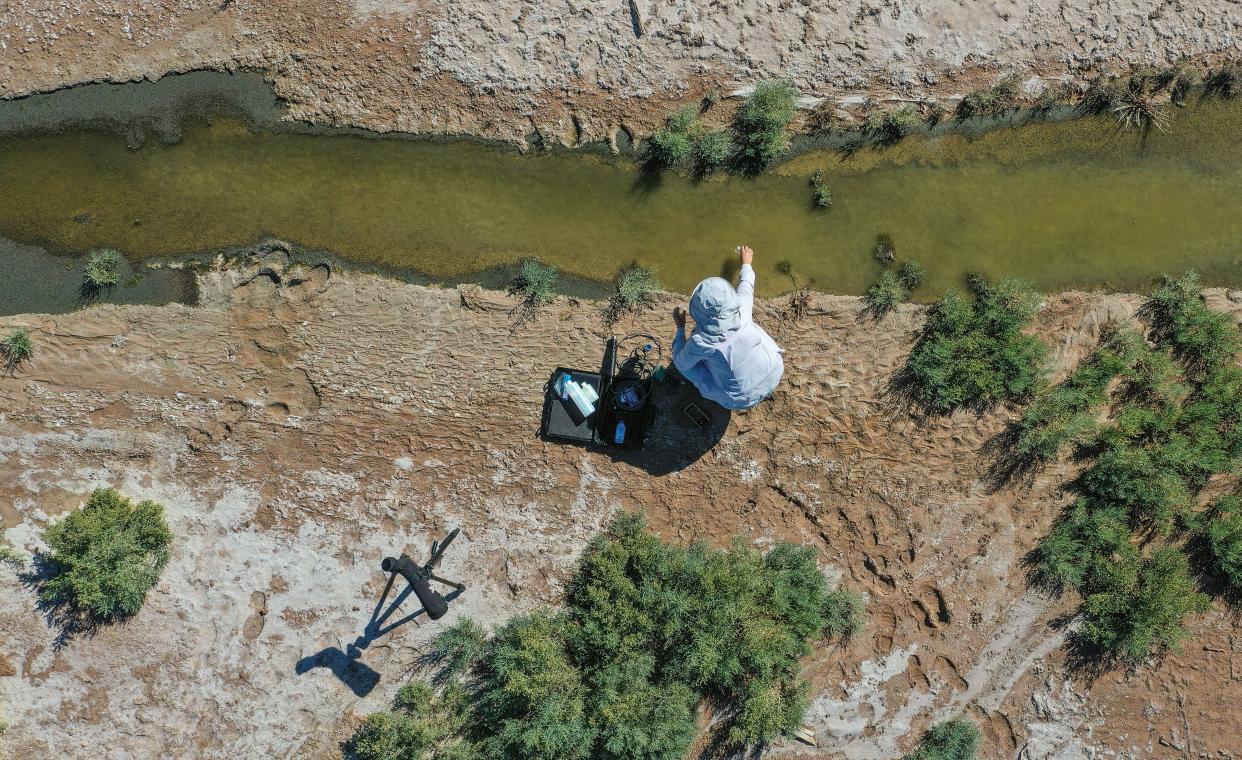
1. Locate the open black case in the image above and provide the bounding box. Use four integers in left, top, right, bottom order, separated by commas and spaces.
540, 337, 655, 451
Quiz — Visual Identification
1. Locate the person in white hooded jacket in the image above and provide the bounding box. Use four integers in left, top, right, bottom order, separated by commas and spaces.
671, 245, 784, 410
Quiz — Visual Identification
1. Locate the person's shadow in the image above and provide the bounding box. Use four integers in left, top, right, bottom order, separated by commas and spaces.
608, 376, 730, 476
294, 567, 464, 697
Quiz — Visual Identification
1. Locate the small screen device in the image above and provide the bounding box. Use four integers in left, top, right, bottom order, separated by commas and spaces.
684, 402, 709, 428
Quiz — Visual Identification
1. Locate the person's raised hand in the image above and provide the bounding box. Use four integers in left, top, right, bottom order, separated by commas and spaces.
673, 304, 687, 330
737, 245, 754, 266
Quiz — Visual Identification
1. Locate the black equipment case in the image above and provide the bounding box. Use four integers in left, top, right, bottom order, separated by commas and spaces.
540, 337, 654, 450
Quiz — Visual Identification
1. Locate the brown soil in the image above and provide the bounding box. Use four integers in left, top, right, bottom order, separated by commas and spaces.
1, 250, 1239, 758
2, 1, 1241, 147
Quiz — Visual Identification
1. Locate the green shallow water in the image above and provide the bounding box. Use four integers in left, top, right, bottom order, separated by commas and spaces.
2, 100, 1242, 298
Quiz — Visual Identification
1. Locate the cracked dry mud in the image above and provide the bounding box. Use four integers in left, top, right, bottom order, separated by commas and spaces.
2, 1, 1242, 146
1, 253, 1240, 759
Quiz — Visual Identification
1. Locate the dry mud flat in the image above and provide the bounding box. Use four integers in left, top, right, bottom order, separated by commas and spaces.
1, 254, 1240, 759
2, 0, 1242, 145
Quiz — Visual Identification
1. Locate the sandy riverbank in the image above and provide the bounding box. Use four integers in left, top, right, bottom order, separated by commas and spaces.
2, 1, 1240, 147
1, 251, 1239, 758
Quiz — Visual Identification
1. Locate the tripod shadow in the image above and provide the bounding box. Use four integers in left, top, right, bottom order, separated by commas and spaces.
294, 572, 463, 697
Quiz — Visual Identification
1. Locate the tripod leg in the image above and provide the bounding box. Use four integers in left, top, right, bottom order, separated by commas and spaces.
429, 573, 466, 591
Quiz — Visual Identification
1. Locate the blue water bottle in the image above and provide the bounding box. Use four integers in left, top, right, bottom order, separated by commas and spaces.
613, 421, 626, 444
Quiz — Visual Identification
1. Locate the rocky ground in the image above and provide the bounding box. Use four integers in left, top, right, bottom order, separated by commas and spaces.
1, 251, 1240, 759
2, 0, 1241, 146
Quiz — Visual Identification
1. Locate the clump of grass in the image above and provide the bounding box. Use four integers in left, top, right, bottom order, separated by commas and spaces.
83, 248, 122, 289
0, 543, 26, 568
896, 260, 925, 290
510, 258, 558, 308
864, 104, 921, 143
809, 170, 831, 209
38, 488, 172, 621
606, 264, 661, 322
694, 129, 733, 174
648, 105, 701, 167
1079, 76, 1121, 115
1113, 79, 1171, 133
904, 719, 980, 760
1153, 62, 1198, 106
873, 232, 896, 264
903, 275, 1047, 413
864, 258, 924, 319
732, 80, 798, 172
863, 270, 905, 319
350, 513, 868, 758
702, 86, 723, 108
1033, 81, 1073, 113
1, 328, 33, 371
956, 73, 1022, 119
1204, 63, 1242, 99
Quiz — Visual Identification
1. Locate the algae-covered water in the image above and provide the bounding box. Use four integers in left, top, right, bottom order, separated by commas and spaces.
1, 77, 1241, 298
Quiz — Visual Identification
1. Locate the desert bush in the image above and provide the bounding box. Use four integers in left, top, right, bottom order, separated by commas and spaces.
38, 488, 172, 620
1145, 271, 1241, 375
865, 105, 921, 142
864, 270, 906, 319
694, 129, 733, 173
430, 617, 488, 677
358, 514, 866, 758
511, 258, 558, 307
607, 264, 661, 320
956, 74, 1022, 119
83, 249, 122, 289
1034, 498, 1134, 593
1079, 549, 1210, 664
1, 328, 33, 371
350, 681, 477, 760
1013, 328, 1145, 461
0, 543, 26, 568
732, 80, 798, 171
475, 613, 594, 760
1201, 495, 1242, 593
903, 276, 1047, 413
904, 719, 980, 760
809, 170, 832, 208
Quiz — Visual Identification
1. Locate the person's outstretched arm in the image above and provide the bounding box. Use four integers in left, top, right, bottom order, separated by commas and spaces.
736, 245, 755, 323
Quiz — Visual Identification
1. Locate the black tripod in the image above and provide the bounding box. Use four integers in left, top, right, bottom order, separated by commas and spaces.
380, 528, 466, 621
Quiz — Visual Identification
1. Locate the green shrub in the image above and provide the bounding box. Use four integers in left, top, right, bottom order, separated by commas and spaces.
608, 264, 661, 319
905, 719, 980, 760
694, 130, 733, 173
1080, 549, 1210, 664
903, 276, 1047, 413
1145, 272, 1241, 374
511, 258, 558, 307
83, 249, 122, 288
896, 260, 925, 291
865, 105, 921, 142
646, 104, 703, 168
350, 681, 476, 760
1202, 495, 1242, 592
1034, 499, 1134, 593
38, 488, 172, 620
431, 617, 488, 677
1079, 76, 1121, 114
1, 328, 33, 370
1113, 78, 1171, 133
0, 543, 26, 568
864, 270, 906, 319
476, 613, 594, 760
357, 514, 866, 757
732, 80, 798, 171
